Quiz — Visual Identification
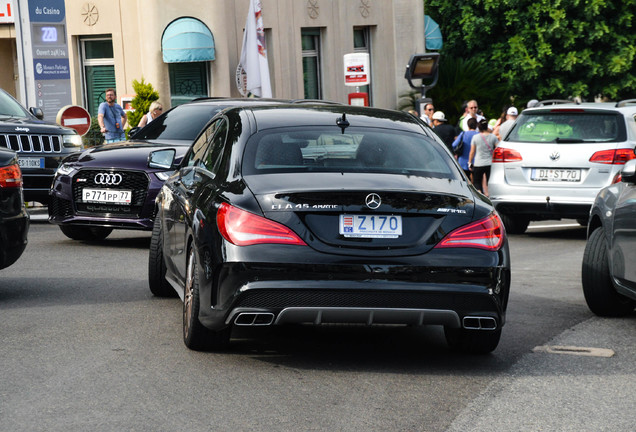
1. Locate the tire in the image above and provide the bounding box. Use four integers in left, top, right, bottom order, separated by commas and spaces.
183, 245, 230, 351
581, 227, 635, 316
499, 213, 530, 235
444, 327, 502, 354
148, 217, 176, 297
59, 225, 113, 241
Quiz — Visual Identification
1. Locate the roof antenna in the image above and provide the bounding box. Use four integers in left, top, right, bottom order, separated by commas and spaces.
336, 113, 350, 134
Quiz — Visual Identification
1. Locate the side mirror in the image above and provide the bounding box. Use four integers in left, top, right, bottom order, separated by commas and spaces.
620, 158, 636, 184
148, 148, 176, 170
128, 127, 140, 138
29, 107, 44, 120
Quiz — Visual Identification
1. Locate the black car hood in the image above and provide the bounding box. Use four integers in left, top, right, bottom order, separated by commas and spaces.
0, 116, 76, 135
63, 141, 189, 170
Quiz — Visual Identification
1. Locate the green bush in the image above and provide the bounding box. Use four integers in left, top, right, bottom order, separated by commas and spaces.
82, 116, 104, 148
127, 78, 159, 128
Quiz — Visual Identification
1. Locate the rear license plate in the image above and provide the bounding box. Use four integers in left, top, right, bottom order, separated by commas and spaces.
339, 214, 402, 238
82, 188, 132, 205
18, 157, 44, 169
531, 168, 581, 182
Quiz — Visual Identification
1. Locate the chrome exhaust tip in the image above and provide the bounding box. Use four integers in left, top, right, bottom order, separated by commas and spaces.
234, 312, 275, 326
463, 316, 497, 330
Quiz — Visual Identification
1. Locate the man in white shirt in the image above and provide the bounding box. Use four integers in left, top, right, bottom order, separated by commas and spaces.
420, 103, 434, 126
460, 100, 485, 131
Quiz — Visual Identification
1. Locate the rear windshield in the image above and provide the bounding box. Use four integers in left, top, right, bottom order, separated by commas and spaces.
242, 127, 459, 179
507, 111, 626, 143
132, 104, 224, 141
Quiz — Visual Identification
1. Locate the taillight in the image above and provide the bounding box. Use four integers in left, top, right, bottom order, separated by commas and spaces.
435, 214, 504, 251
492, 147, 523, 163
589, 149, 636, 165
0, 164, 23, 188
216, 203, 306, 246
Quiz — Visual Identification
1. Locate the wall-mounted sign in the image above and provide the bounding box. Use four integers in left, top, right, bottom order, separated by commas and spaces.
343, 53, 370, 87
0, 0, 14, 23
14, 0, 72, 122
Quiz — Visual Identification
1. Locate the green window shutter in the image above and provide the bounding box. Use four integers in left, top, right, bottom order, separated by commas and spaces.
169, 62, 208, 107
85, 65, 115, 116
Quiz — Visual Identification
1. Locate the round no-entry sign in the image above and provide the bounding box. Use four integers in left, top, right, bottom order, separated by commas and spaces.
56, 105, 92, 136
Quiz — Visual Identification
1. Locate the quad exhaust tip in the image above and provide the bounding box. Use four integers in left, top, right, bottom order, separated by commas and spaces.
463, 316, 497, 330
234, 312, 275, 326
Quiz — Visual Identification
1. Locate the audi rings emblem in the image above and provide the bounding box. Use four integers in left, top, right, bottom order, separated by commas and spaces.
94, 173, 123, 185
365, 193, 381, 209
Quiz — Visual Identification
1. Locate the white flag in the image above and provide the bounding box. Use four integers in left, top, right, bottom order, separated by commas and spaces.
239, 0, 272, 98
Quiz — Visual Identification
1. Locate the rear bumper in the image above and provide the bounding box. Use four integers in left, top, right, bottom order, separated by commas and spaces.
492, 200, 592, 220
489, 183, 599, 219
197, 257, 511, 332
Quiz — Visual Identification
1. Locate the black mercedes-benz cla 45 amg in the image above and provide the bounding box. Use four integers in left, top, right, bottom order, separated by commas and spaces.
148, 104, 511, 354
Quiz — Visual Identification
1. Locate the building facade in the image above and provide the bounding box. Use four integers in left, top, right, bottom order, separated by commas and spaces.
1, 0, 424, 116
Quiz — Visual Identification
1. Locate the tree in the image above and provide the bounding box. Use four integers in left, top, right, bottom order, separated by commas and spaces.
128, 78, 159, 127
426, 0, 636, 102
397, 57, 510, 125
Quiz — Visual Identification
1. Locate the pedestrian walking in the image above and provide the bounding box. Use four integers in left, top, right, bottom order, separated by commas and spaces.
461, 100, 485, 131
420, 102, 435, 126
495, 106, 518, 140
452, 117, 479, 180
98, 88, 127, 143
431, 111, 459, 152
468, 119, 498, 196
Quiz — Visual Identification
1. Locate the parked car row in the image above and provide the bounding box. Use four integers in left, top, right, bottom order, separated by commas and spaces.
4, 91, 635, 352
0, 147, 29, 270
490, 99, 636, 234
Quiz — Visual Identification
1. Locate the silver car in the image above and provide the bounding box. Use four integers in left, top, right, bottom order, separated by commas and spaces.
489, 99, 636, 233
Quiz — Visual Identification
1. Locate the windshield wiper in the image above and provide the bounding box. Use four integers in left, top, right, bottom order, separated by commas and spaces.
555, 137, 584, 143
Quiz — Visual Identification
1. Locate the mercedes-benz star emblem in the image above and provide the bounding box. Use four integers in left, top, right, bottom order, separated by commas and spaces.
94, 173, 123, 185
549, 151, 560, 161
365, 193, 381, 209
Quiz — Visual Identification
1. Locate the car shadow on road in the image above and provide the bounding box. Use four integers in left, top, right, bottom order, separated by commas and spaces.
221, 324, 512, 374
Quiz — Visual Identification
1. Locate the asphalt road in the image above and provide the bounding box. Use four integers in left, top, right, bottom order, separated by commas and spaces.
1, 216, 634, 431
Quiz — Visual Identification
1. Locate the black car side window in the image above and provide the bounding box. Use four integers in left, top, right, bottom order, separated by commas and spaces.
185, 120, 219, 167
201, 119, 228, 175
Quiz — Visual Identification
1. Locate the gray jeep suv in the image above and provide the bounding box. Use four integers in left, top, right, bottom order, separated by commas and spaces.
489, 99, 636, 233
0, 88, 82, 204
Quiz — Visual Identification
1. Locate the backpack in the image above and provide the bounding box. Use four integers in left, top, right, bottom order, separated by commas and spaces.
453, 132, 464, 156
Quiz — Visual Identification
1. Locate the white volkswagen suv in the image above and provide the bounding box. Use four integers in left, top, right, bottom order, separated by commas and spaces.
489, 99, 636, 233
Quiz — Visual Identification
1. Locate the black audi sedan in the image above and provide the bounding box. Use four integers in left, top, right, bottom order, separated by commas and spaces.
149, 104, 511, 353
0, 147, 29, 270
48, 98, 290, 241
582, 157, 636, 316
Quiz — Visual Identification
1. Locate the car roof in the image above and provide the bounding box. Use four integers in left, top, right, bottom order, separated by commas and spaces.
228, 104, 425, 133
523, 99, 636, 114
